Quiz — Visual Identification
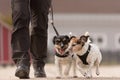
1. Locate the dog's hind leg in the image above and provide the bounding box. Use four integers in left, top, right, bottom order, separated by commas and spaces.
96, 63, 100, 75
95, 59, 101, 76
95, 53, 102, 76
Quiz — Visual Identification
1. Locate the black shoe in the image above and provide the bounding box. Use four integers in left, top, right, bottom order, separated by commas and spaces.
15, 65, 30, 79
33, 60, 46, 78
34, 67, 46, 78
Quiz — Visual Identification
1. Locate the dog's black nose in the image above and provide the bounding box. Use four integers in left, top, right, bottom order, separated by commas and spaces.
60, 43, 64, 48
61, 45, 64, 48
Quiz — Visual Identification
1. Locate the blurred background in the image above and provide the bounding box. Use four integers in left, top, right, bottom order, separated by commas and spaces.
0, 0, 120, 66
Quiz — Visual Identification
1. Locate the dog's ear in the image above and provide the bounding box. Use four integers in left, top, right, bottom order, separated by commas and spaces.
64, 35, 70, 42
65, 35, 69, 38
84, 32, 89, 36
69, 36, 76, 40
80, 35, 89, 43
53, 36, 57, 44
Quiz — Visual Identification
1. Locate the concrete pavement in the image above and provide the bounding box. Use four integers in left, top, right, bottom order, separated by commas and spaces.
0, 64, 120, 80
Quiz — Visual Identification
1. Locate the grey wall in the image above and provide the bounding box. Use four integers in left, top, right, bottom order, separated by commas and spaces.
48, 14, 120, 50
47, 14, 120, 64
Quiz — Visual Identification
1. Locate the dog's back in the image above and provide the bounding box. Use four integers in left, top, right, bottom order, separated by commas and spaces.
89, 43, 102, 64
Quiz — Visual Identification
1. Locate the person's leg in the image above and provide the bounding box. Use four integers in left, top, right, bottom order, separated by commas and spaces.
30, 0, 51, 77
11, 0, 30, 79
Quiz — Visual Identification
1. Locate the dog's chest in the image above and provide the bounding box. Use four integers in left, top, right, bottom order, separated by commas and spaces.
55, 55, 73, 64
76, 45, 91, 65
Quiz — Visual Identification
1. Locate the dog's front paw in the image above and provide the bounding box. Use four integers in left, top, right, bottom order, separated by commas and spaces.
80, 71, 87, 77
96, 71, 100, 76
56, 76, 61, 79
73, 76, 78, 78
85, 73, 92, 79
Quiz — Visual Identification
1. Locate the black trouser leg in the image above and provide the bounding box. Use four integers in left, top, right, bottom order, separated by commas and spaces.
30, 0, 51, 62
11, 0, 30, 66
11, 0, 31, 79
30, 0, 51, 77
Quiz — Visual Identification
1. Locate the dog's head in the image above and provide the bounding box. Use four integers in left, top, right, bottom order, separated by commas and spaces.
53, 35, 70, 55
67, 32, 90, 53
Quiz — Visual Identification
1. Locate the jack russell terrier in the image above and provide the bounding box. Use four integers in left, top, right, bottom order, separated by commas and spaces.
53, 35, 77, 78
65, 32, 102, 78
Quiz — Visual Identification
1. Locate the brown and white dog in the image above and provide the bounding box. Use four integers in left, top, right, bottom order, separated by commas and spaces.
53, 35, 77, 78
65, 32, 102, 78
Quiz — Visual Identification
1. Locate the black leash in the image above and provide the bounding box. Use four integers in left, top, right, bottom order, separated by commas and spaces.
50, 2, 59, 36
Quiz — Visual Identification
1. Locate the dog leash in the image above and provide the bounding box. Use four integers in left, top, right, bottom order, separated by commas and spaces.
50, 1, 59, 36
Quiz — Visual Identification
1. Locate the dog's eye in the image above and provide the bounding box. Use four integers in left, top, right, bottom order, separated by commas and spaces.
55, 39, 61, 44
55, 41, 60, 44
63, 38, 66, 41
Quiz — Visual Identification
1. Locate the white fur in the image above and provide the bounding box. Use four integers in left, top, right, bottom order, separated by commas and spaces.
69, 32, 72, 36
84, 32, 89, 36
85, 32, 91, 43
55, 53, 77, 78
75, 42, 102, 78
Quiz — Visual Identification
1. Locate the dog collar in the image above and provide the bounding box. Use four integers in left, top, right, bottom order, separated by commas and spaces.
55, 51, 69, 58
77, 45, 91, 65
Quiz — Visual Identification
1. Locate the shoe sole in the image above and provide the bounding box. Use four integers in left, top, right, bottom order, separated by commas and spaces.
35, 75, 46, 78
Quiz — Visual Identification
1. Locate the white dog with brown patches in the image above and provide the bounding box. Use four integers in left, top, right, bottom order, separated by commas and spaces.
66, 32, 102, 78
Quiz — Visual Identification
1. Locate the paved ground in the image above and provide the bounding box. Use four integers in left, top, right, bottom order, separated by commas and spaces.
0, 64, 120, 80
